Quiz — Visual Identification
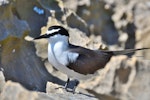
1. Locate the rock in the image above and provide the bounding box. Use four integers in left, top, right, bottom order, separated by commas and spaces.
0, 2, 30, 41
0, 0, 64, 92
133, 0, 150, 59
129, 60, 150, 100
63, 0, 91, 12
62, 0, 79, 11
0, 81, 98, 100
79, 56, 150, 100
66, 11, 89, 35
0, 81, 39, 100
15, 0, 48, 37
0, 71, 5, 93
110, 0, 150, 54
76, 0, 119, 45
0, 36, 65, 92
38, 0, 62, 11
0, 0, 9, 6
79, 56, 128, 94
46, 81, 98, 100
111, 0, 136, 49
1, 0, 150, 100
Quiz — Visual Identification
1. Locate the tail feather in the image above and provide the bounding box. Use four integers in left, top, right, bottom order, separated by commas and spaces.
112, 48, 149, 56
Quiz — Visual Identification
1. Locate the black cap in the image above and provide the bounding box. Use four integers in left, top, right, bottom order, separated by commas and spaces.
34, 26, 69, 40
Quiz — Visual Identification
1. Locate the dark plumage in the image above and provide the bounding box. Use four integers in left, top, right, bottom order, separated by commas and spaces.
67, 44, 149, 75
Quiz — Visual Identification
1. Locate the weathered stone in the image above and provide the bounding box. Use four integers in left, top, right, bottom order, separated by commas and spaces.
0, 81, 39, 100
46, 81, 98, 100
1, 0, 150, 100
15, 0, 48, 37
129, 60, 150, 100
0, 2, 30, 41
0, 0, 65, 92
0, 0, 9, 6
80, 56, 150, 100
76, 0, 119, 44
0, 71, 5, 93
0, 81, 98, 100
0, 36, 65, 92
66, 11, 89, 35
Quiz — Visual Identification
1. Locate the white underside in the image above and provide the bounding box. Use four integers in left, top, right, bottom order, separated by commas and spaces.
47, 34, 95, 80
48, 42, 93, 80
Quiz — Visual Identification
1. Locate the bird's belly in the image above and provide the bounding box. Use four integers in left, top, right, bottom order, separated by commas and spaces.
48, 45, 92, 80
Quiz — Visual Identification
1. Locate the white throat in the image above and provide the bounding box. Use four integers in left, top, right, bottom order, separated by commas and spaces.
48, 34, 69, 65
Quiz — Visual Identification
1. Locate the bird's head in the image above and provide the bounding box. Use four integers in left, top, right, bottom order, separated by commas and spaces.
34, 26, 69, 40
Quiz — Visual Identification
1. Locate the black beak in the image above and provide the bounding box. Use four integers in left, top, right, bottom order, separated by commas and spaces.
34, 34, 49, 40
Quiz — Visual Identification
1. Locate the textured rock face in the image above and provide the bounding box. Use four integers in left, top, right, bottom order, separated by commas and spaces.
0, 0, 64, 92
78, 56, 150, 100
0, 2, 29, 40
0, 0, 150, 100
0, 71, 5, 93
0, 81, 97, 100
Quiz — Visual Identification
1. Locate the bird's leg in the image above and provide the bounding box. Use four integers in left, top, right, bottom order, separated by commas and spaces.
64, 78, 70, 90
72, 79, 79, 94
55, 78, 79, 94
55, 78, 70, 90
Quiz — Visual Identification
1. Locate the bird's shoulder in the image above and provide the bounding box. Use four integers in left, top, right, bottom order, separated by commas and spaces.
67, 44, 96, 57
66, 44, 113, 75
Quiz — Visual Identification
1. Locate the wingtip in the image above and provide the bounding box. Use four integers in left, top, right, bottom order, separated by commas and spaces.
137, 48, 150, 50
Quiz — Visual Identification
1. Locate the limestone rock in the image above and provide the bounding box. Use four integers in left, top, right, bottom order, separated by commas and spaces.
0, 71, 5, 93
0, 81, 98, 100
0, 0, 9, 6
0, 81, 39, 100
46, 81, 98, 100
66, 11, 89, 35
80, 56, 150, 100
129, 60, 150, 100
76, 0, 119, 44
1, 0, 150, 100
0, 36, 64, 92
0, 0, 64, 92
62, 0, 91, 12
15, 0, 48, 37
0, 2, 30, 41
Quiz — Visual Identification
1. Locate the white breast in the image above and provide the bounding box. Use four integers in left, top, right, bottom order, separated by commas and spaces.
48, 42, 92, 80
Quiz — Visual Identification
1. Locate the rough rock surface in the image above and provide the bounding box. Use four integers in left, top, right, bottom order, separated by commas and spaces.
0, 0, 150, 100
0, 81, 97, 100
80, 56, 150, 100
0, 0, 65, 92
0, 71, 5, 93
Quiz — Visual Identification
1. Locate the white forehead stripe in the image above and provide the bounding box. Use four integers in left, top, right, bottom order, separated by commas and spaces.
46, 28, 60, 35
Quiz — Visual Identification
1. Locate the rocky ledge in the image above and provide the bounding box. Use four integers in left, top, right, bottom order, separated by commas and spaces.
0, 80, 97, 100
